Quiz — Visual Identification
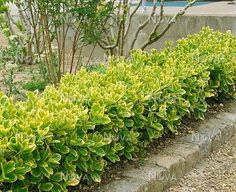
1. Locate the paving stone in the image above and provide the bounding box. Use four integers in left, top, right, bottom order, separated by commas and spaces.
179, 117, 234, 157
216, 112, 236, 124
148, 154, 185, 187
216, 112, 236, 135
163, 143, 200, 172
218, 123, 235, 143
179, 131, 212, 158
123, 165, 166, 192
99, 177, 148, 192
197, 121, 222, 152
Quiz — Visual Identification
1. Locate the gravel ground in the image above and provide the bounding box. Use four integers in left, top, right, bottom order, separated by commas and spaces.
167, 135, 236, 192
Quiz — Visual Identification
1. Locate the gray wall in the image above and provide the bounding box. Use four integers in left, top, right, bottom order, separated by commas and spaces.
83, 14, 236, 59
1, 12, 235, 60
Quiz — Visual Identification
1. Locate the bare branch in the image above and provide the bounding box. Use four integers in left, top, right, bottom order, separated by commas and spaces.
74, 43, 85, 73
86, 44, 97, 67
140, 0, 197, 50
15, 1, 31, 34
124, 0, 143, 39
130, 1, 158, 50
98, 20, 123, 50
149, 0, 164, 37
98, 1, 123, 50
119, 0, 129, 56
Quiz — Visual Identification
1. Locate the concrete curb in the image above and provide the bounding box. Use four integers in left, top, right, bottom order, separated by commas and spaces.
99, 103, 236, 192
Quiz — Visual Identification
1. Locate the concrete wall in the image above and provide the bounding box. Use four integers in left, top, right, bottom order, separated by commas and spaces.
1, 10, 236, 59
83, 14, 236, 59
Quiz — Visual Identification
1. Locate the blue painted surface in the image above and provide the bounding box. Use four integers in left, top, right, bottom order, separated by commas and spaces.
132, 1, 214, 7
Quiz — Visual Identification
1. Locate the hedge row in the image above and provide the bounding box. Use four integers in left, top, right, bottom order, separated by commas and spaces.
0, 28, 236, 191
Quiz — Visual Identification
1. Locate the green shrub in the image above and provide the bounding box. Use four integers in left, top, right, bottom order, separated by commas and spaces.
22, 81, 47, 92
0, 28, 235, 191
